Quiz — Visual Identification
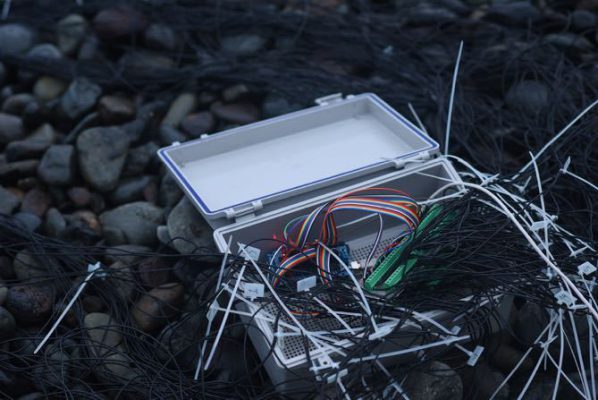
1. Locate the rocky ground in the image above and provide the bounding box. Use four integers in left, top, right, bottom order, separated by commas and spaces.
0, 0, 596, 399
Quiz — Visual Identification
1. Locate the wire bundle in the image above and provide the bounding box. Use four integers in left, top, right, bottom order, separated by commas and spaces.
272, 188, 421, 290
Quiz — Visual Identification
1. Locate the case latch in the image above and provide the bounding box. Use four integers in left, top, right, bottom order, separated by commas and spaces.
315, 93, 350, 106
225, 200, 264, 223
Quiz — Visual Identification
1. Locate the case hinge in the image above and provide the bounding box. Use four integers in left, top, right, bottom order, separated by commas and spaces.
388, 150, 433, 169
314, 93, 353, 106
225, 200, 263, 223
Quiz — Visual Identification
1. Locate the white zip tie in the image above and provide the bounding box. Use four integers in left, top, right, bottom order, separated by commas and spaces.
348, 335, 469, 363
530, 151, 551, 259
407, 102, 428, 135
202, 265, 246, 371
34, 262, 102, 354
517, 98, 598, 177
562, 167, 598, 192
376, 361, 411, 400
240, 247, 338, 359
215, 235, 233, 292
1, 0, 11, 20
313, 297, 356, 335
443, 40, 464, 155
568, 311, 592, 398
427, 181, 598, 322
317, 241, 379, 332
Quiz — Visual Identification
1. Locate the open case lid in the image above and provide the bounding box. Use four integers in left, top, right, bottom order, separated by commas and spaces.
158, 93, 439, 227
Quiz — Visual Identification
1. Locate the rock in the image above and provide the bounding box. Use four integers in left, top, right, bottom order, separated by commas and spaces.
2, 93, 36, 115
505, 80, 549, 114
84, 312, 123, 357
13, 249, 47, 281
6, 285, 54, 323
156, 225, 171, 245
522, 377, 556, 400
222, 84, 251, 102
121, 101, 165, 143
77, 127, 129, 191
27, 122, 55, 144
0, 159, 39, 181
262, 93, 302, 118
486, 2, 540, 26
221, 34, 267, 57
131, 282, 184, 332
144, 23, 176, 51
64, 210, 102, 238
463, 362, 509, 400
490, 343, 533, 374
0, 256, 14, 279
159, 125, 187, 145
404, 361, 463, 400
107, 261, 136, 300
159, 173, 183, 208
99, 202, 163, 246
67, 187, 92, 208
514, 302, 549, 344
571, 10, 597, 31
104, 244, 152, 265
94, 6, 148, 39
122, 141, 159, 177
544, 32, 594, 52
60, 78, 102, 119
162, 93, 197, 127
0, 62, 5, 86
173, 261, 217, 301
181, 111, 215, 137
33, 345, 71, 390
0, 24, 36, 54
98, 95, 135, 124
0, 307, 16, 339
167, 198, 215, 254
211, 102, 260, 125
0, 281, 6, 305
16, 179, 40, 192
33, 76, 67, 101
37, 145, 76, 186
119, 50, 174, 70
157, 312, 203, 368
407, 6, 457, 24
110, 176, 155, 205
12, 212, 41, 232
20, 187, 50, 217
45, 208, 66, 238
56, 14, 88, 55
6, 137, 51, 162
28, 43, 62, 60
0, 113, 24, 144
77, 34, 100, 60
82, 295, 104, 313
138, 257, 170, 288
0, 186, 20, 214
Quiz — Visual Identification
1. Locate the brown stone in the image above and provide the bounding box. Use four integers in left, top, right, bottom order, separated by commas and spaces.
6, 285, 54, 323
131, 282, 184, 332
20, 187, 50, 217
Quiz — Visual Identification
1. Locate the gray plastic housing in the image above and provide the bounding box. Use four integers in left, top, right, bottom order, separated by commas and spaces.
158, 93, 439, 228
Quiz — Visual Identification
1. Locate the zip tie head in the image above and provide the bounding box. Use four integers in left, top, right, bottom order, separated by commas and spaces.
561, 156, 571, 174
578, 261, 597, 276
87, 262, 106, 279
554, 290, 576, 308
466, 345, 484, 366
243, 283, 264, 301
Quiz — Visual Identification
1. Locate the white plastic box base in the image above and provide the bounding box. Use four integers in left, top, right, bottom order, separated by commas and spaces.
217, 159, 470, 392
